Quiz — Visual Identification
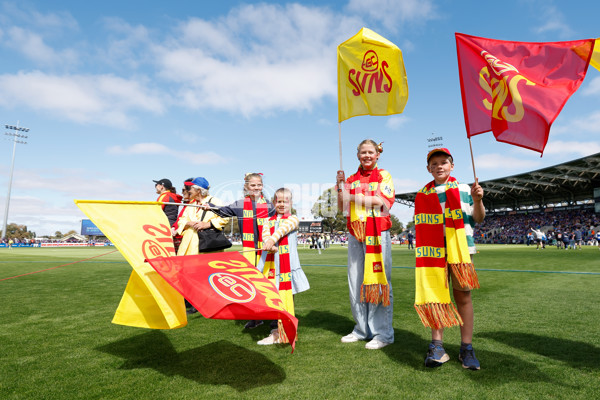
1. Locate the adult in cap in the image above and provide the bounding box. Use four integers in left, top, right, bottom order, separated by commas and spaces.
154, 178, 182, 227
175, 177, 230, 256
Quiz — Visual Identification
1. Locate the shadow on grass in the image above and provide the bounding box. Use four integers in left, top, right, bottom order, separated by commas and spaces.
299, 310, 354, 336
442, 343, 555, 386
96, 331, 285, 392
381, 330, 554, 385
381, 328, 429, 369
479, 331, 600, 369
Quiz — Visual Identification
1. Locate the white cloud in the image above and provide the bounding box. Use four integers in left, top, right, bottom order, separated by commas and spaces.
532, 4, 573, 38
154, 3, 360, 117
475, 153, 540, 170
0, 2, 432, 126
317, 118, 335, 126
570, 111, 600, 133
0, 71, 165, 128
0, 193, 82, 236
0, 168, 151, 236
0, 3, 78, 31
390, 204, 415, 226
172, 130, 202, 144
107, 142, 227, 164
386, 115, 410, 130
101, 17, 152, 70
346, 0, 437, 31
553, 110, 600, 135
543, 140, 600, 156
0, 3, 79, 67
4, 26, 78, 65
582, 76, 600, 96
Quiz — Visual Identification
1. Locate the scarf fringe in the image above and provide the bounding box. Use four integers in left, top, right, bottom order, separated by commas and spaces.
277, 320, 290, 344
448, 262, 480, 290
414, 302, 463, 329
360, 283, 390, 306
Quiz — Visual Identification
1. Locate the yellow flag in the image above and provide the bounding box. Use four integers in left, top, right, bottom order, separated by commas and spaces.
591, 38, 600, 72
75, 200, 186, 329
337, 27, 409, 123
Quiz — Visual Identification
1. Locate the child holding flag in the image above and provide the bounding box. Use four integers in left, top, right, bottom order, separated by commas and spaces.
414, 148, 485, 370
256, 188, 310, 345
335, 139, 395, 350
206, 173, 275, 329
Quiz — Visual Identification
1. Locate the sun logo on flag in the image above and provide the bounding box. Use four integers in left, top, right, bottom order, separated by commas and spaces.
209, 272, 257, 303
141, 239, 171, 260
362, 50, 378, 71
348, 50, 393, 96
478, 51, 535, 123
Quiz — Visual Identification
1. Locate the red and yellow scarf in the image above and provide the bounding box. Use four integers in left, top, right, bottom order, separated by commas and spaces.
262, 214, 294, 343
347, 166, 389, 306
242, 196, 268, 266
414, 177, 479, 329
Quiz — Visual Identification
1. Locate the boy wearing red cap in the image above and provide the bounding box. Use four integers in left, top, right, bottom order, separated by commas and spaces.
414, 148, 485, 370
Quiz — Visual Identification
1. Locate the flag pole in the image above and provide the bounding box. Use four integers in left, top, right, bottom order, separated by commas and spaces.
468, 137, 477, 181
75, 200, 214, 209
337, 122, 344, 192
338, 122, 343, 170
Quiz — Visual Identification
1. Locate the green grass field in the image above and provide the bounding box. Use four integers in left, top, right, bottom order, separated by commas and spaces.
1, 244, 599, 399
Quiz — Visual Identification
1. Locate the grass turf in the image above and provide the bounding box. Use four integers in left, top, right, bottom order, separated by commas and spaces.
0, 244, 599, 399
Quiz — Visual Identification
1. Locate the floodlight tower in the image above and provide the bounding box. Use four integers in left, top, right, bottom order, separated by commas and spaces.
2, 122, 29, 240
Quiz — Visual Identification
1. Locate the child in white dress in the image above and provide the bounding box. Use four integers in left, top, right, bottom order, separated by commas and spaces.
257, 188, 310, 345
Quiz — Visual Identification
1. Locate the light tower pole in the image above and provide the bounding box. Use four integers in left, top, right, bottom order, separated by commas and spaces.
2, 122, 29, 240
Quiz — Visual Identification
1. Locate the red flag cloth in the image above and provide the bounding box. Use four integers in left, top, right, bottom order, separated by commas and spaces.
146, 252, 298, 352
456, 33, 595, 154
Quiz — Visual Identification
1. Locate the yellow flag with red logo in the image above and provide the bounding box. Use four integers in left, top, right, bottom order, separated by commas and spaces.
74, 200, 186, 329
592, 38, 600, 71
337, 27, 408, 123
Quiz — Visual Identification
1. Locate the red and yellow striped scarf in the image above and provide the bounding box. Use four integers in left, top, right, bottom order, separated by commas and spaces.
242, 196, 268, 266
262, 214, 294, 343
347, 166, 389, 306
414, 177, 479, 329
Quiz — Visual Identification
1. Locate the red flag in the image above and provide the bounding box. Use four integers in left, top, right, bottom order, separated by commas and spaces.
146, 252, 298, 351
456, 33, 595, 154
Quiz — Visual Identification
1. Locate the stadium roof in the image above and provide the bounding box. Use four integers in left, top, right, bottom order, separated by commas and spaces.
395, 152, 600, 211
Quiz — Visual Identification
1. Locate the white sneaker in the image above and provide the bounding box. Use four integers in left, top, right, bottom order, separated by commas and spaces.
365, 338, 390, 350
257, 329, 280, 345
341, 333, 360, 343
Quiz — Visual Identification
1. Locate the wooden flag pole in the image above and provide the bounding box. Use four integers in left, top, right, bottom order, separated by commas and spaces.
338, 122, 343, 170
338, 122, 344, 191
468, 137, 477, 182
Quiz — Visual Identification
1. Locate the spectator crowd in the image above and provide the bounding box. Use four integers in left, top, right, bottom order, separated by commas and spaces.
473, 208, 599, 246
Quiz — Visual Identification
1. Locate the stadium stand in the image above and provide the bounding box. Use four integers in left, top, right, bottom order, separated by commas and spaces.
396, 152, 600, 245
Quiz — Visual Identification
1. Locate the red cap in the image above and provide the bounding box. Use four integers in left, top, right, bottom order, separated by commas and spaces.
427, 147, 453, 162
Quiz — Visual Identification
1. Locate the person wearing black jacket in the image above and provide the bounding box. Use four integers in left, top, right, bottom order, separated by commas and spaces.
153, 178, 182, 226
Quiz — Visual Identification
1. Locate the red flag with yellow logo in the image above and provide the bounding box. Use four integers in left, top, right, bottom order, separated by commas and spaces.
456, 33, 596, 154
146, 252, 298, 352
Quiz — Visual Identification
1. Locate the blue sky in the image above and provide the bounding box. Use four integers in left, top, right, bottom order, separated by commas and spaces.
1, 0, 599, 236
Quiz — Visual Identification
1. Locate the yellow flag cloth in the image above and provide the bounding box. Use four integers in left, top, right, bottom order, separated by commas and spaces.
337, 27, 409, 123
75, 200, 186, 329
591, 38, 600, 72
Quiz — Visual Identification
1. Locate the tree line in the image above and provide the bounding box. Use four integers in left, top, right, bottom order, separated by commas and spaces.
311, 187, 405, 235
